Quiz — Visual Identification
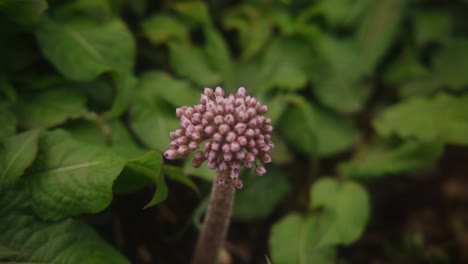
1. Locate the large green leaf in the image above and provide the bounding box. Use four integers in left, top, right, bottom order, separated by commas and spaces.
0, 0, 47, 24
169, 1, 211, 26
279, 95, 360, 157
0, 215, 129, 263
169, 43, 221, 86
412, 10, 452, 46
374, 93, 468, 144
203, 26, 233, 78
433, 38, 468, 89
36, 16, 135, 81
24, 130, 126, 220
142, 14, 189, 44
0, 130, 40, 192
233, 169, 289, 221
310, 178, 370, 247
14, 88, 87, 129
339, 141, 444, 179
311, 36, 371, 114
270, 213, 336, 264
355, 0, 405, 71
0, 103, 16, 140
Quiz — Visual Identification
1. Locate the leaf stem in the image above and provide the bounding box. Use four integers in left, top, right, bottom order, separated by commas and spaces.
192, 176, 235, 264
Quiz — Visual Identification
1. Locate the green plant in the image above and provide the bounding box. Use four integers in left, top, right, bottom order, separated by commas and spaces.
1, 0, 467, 263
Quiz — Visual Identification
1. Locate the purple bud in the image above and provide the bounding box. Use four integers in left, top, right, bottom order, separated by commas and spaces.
265, 118, 272, 125
223, 152, 233, 161
224, 114, 235, 126
219, 161, 228, 172
178, 145, 189, 155
215, 104, 224, 115
234, 123, 247, 135
176, 108, 184, 117
213, 133, 223, 142
188, 141, 198, 150
204, 87, 214, 97
246, 107, 256, 117
176, 136, 187, 145
260, 153, 272, 163
164, 149, 178, 159
236, 87, 246, 98
251, 148, 259, 155
260, 144, 271, 152
246, 152, 255, 163
204, 111, 214, 121
208, 150, 217, 160
236, 151, 245, 160
233, 178, 243, 189
247, 139, 256, 148
204, 125, 216, 136
230, 160, 241, 170
222, 143, 230, 153
219, 124, 230, 134
255, 166, 266, 176
192, 159, 201, 168
204, 141, 212, 150
170, 140, 178, 148
215, 87, 225, 97
211, 142, 220, 151
218, 177, 226, 186
208, 160, 217, 169
194, 104, 205, 113
185, 107, 194, 118
244, 161, 253, 168
235, 98, 245, 107
230, 169, 239, 179
215, 95, 224, 104
231, 141, 240, 152
214, 115, 224, 125
245, 128, 255, 138
194, 151, 205, 161
200, 94, 209, 104
237, 136, 247, 146
181, 117, 191, 128
191, 113, 202, 124
258, 105, 268, 114
248, 118, 258, 128
225, 132, 237, 142
263, 125, 273, 133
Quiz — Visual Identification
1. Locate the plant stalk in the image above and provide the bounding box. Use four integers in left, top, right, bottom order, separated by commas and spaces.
192, 176, 235, 264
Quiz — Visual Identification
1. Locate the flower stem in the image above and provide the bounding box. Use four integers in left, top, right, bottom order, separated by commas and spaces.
192, 176, 235, 264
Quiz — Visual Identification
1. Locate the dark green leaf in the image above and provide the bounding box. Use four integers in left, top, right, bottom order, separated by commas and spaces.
0, 215, 129, 263
270, 213, 336, 264
164, 165, 199, 194
233, 169, 289, 221
142, 14, 189, 44
25, 130, 126, 220
339, 141, 444, 179
14, 88, 87, 129
433, 38, 468, 89
0, 0, 47, 24
0, 130, 40, 192
170, 1, 211, 26
36, 16, 135, 81
310, 177, 370, 247
0, 104, 16, 140
169, 43, 221, 86
413, 10, 452, 46
203, 26, 233, 78
374, 93, 468, 144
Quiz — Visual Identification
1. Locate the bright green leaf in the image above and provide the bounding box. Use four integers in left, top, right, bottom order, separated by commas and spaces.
233, 169, 289, 221
14, 88, 87, 129
24, 130, 126, 220
374, 93, 468, 144
169, 43, 221, 86
310, 178, 370, 247
339, 140, 444, 179
36, 16, 135, 81
270, 213, 336, 264
0, 0, 47, 24
170, 1, 211, 26
0, 130, 40, 192
142, 14, 189, 44
0, 215, 129, 263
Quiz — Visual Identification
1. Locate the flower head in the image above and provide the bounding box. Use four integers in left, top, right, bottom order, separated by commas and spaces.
164, 87, 274, 188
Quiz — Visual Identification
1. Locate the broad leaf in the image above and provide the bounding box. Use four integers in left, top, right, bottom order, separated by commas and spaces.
339, 141, 444, 179
0, 215, 129, 263
413, 10, 452, 46
0, 0, 47, 24
203, 26, 233, 78
170, 1, 211, 26
233, 169, 289, 221
270, 213, 336, 264
433, 38, 468, 89
14, 88, 87, 128
24, 130, 126, 220
0, 104, 16, 140
374, 93, 468, 144
0, 130, 40, 192
310, 178, 370, 247
36, 16, 135, 81
142, 14, 189, 44
164, 165, 199, 194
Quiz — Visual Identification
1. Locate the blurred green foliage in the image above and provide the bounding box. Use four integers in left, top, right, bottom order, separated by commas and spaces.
1, 0, 468, 263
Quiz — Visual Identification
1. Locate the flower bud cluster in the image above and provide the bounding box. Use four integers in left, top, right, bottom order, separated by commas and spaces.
164, 87, 274, 189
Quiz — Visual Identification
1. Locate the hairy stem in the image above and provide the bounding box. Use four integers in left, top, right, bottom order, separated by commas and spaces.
192, 177, 235, 264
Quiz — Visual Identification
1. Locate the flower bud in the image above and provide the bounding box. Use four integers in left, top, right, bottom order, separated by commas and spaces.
255, 166, 266, 176
163, 149, 178, 160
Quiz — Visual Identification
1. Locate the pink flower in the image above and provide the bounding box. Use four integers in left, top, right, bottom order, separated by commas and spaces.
163, 87, 274, 189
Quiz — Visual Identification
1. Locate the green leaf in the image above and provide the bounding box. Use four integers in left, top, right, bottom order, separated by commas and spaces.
355, 0, 405, 71
0, 130, 40, 192
233, 169, 289, 221
312, 36, 371, 113
104, 71, 137, 118
270, 213, 336, 264
170, 1, 211, 26
433, 38, 468, 89
0, 0, 48, 24
203, 26, 233, 78
279, 95, 360, 157
0, 104, 16, 140
36, 16, 135, 81
169, 42, 221, 86
142, 14, 189, 44
374, 93, 468, 144
13, 88, 87, 129
339, 141, 444, 179
259, 37, 313, 92
164, 165, 199, 194
0, 215, 129, 263
138, 71, 199, 107
413, 10, 452, 46
269, 133, 294, 165
24, 130, 126, 220
310, 178, 370, 247
54, 0, 112, 22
